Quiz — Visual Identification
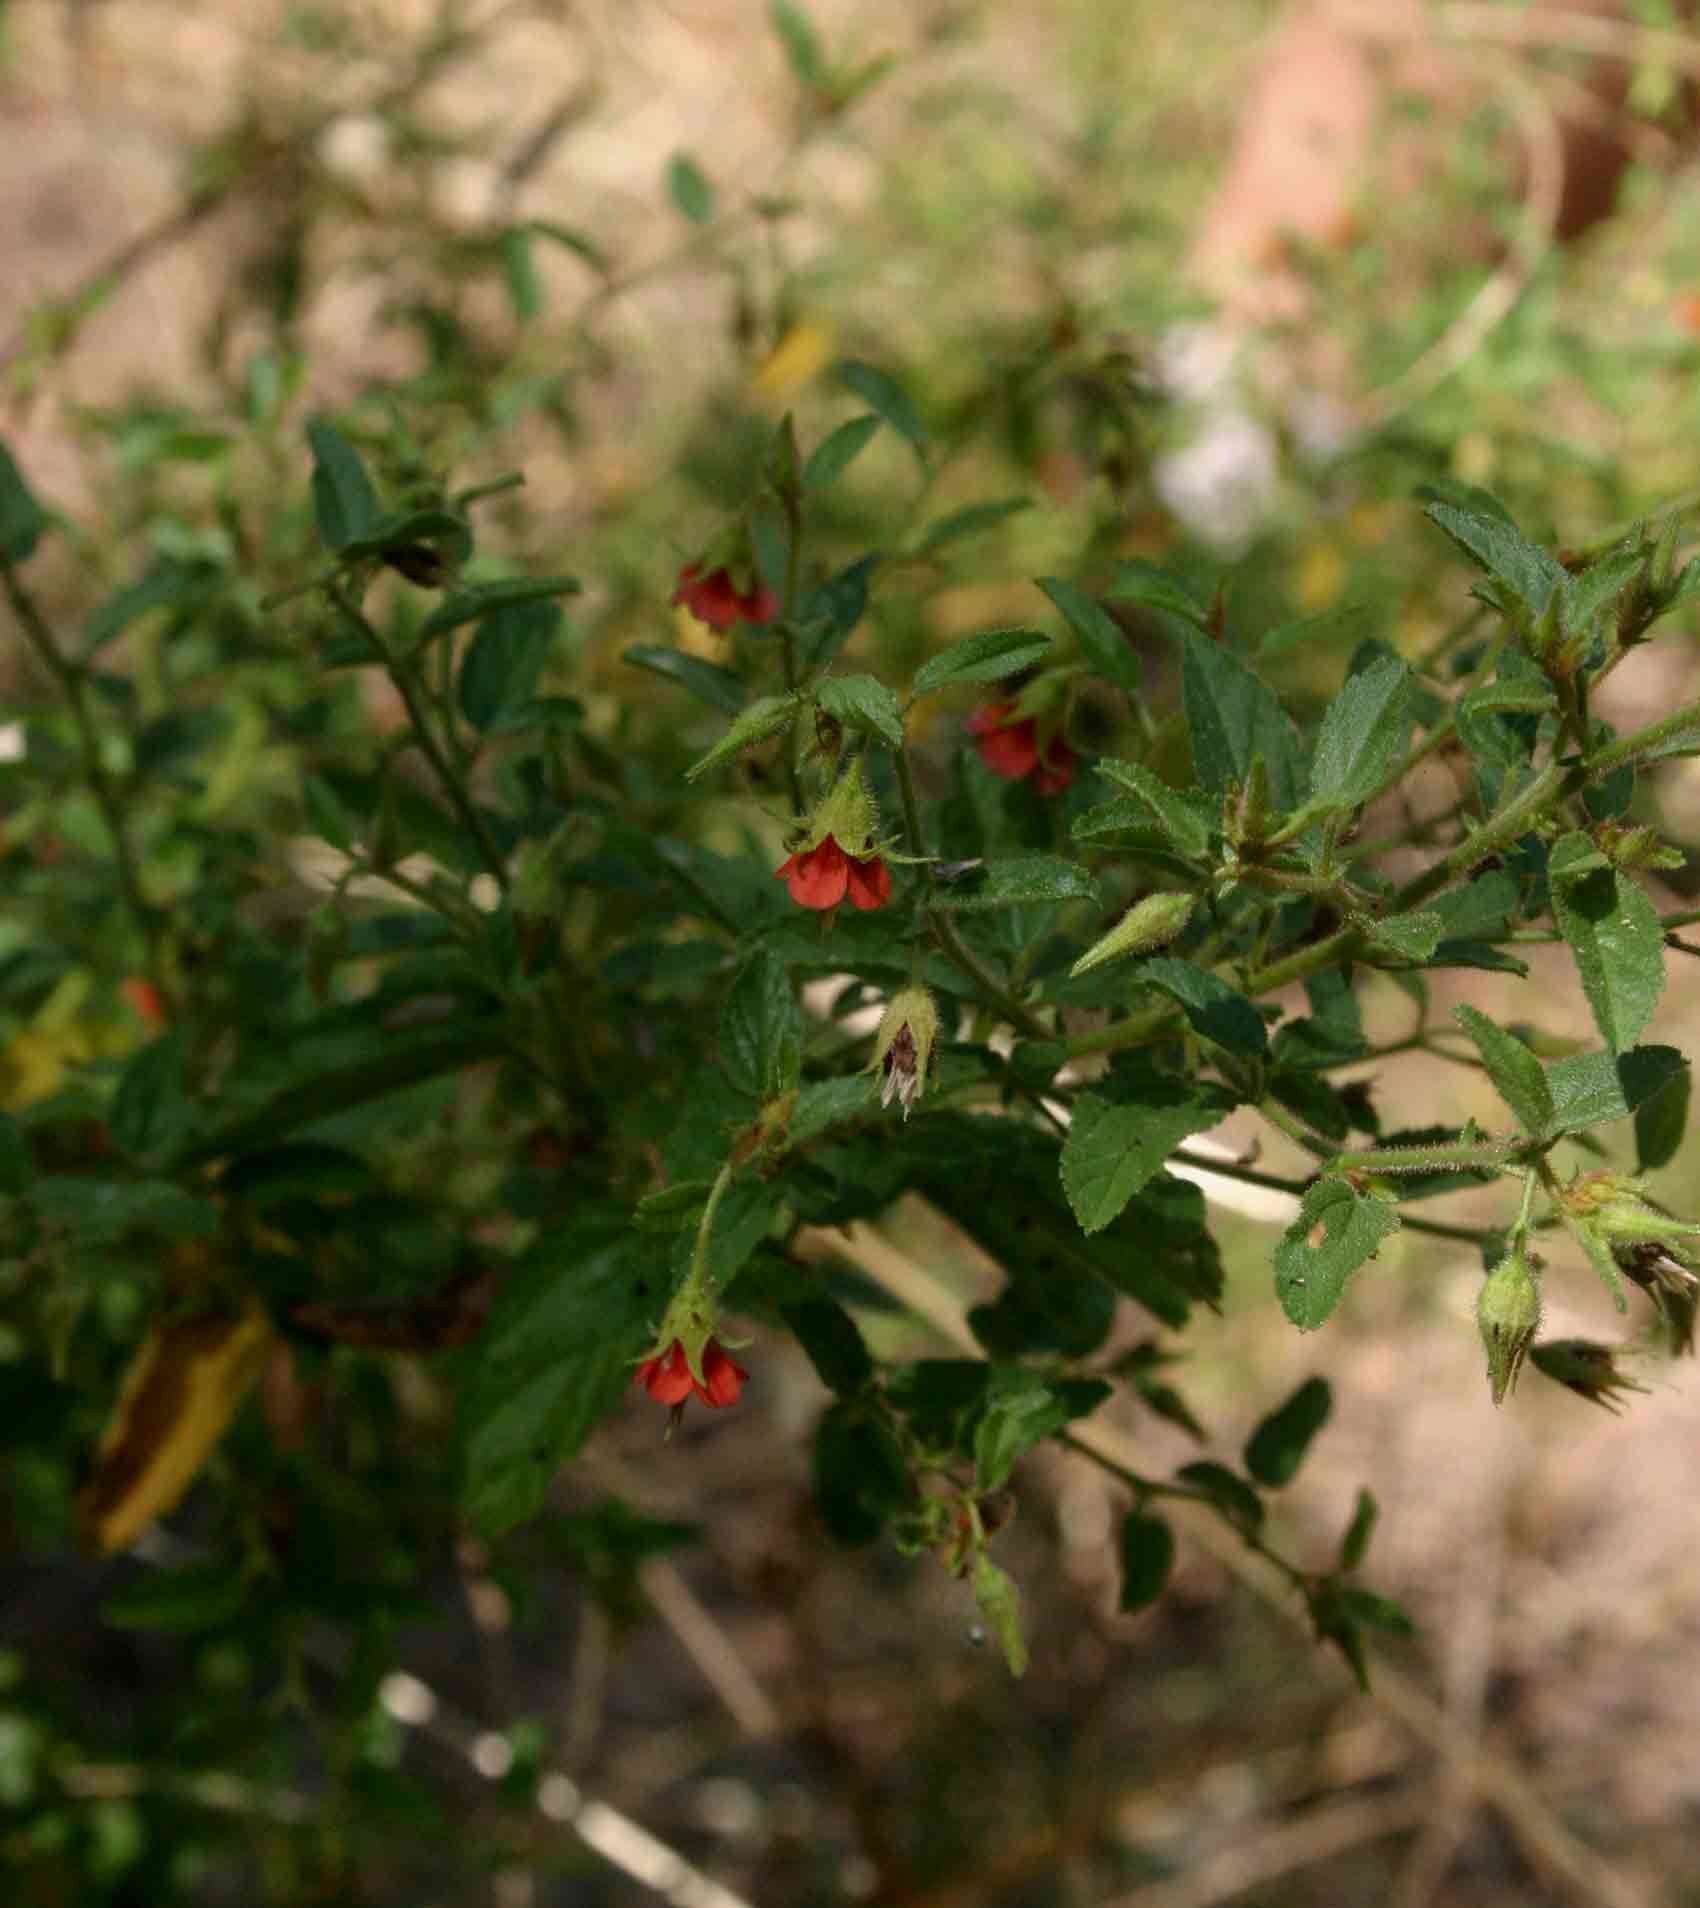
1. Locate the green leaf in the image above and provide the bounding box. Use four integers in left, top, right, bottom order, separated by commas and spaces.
306, 417, 380, 552
0, 438, 47, 562
499, 225, 543, 322
666, 152, 716, 223
1244, 1376, 1332, 1488
1105, 558, 1209, 629
1274, 1182, 1401, 1330
788, 1074, 878, 1145
835, 360, 928, 463
622, 644, 745, 715
1424, 500, 1566, 622
1339, 1585, 1416, 1636
684, 693, 798, 781
527, 220, 609, 275
1307, 655, 1413, 813
1548, 832, 1666, 1053
1118, 1512, 1176, 1611
972, 1555, 1028, 1676
338, 507, 474, 571
783, 1298, 873, 1395
1546, 1044, 1686, 1135
770, 0, 825, 84
973, 1369, 1110, 1491
916, 497, 1030, 553
815, 1400, 913, 1544
1037, 576, 1142, 694
720, 952, 800, 1100
911, 627, 1053, 698
1093, 761, 1215, 859
102, 1561, 249, 1634
931, 855, 1098, 912
461, 1217, 652, 1536
1363, 912, 1443, 964
1176, 1460, 1263, 1532
1178, 632, 1303, 809
110, 1032, 193, 1165
415, 576, 581, 646
1062, 1077, 1232, 1236
84, 557, 220, 657
1635, 1061, 1689, 1172
1339, 1487, 1378, 1571
458, 600, 563, 730
802, 414, 880, 491
816, 672, 905, 747
633, 1181, 714, 1232
1137, 957, 1267, 1056
1453, 1004, 1553, 1136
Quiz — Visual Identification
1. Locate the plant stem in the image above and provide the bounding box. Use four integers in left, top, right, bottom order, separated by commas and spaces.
1, 554, 162, 986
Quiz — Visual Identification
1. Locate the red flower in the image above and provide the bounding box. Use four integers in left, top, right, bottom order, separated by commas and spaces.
673, 563, 778, 632
635, 1337, 749, 1411
965, 701, 1076, 794
122, 977, 166, 1031
775, 834, 892, 912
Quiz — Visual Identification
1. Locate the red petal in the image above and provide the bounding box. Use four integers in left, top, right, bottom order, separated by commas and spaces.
738, 582, 779, 626
844, 853, 892, 911
637, 1342, 696, 1405
965, 701, 1017, 737
974, 719, 1040, 782
778, 838, 850, 910
673, 565, 742, 631
695, 1339, 748, 1408
1035, 737, 1077, 795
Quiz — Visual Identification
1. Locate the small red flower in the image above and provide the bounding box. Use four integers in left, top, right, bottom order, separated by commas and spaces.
635, 1337, 749, 1411
965, 701, 1076, 794
775, 835, 892, 912
122, 977, 166, 1031
673, 563, 779, 632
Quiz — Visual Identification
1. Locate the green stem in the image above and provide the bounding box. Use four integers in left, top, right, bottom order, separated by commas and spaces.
1333, 1137, 1519, 1176
1, 555, 162, 986
688, 1161, 737, 1292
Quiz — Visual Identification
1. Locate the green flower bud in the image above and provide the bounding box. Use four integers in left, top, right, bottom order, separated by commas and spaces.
869, 984, 940, 1119
1070, 891, 1195, 979
1529, 1338, 1649, 1413
1477, 1242, 1542, 1406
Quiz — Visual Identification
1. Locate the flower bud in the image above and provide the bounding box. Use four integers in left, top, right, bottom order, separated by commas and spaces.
1070, 891, 1195, 979
1477, 1242, 1542, 1406
870, 984, 940, 1119
1529, 1338, 1648, 1413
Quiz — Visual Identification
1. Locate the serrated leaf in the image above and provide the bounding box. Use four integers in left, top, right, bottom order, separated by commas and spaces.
458, 600, 563, 730
306, 417, 380, 552
1118, 1512, 1176, 1610
1307, 655, 1413, 813
1037, 575, 1143, 693
1090, 765, 1211, 861
0, 437, 47, 562
685, 693, 799, 780
110, 1032, 193, 1165
1274, 1181, 1400, 1330
836, 360, 927, 462
1424, 500, 1566, 621
623, 644, 746, 715
1363, 911, 1443, 963
1548, 833, 1665, 1052
461, 1218, 651, 1535
633, 1181, 714, 1231
1546, 1044, 1686, 1135
815, 1400, 914, 1545
720, 952, 800, 1099
1178, 632, 1303, 809
1137, 957, 1266, 1056
1061, 1083, 1227, 1235
973, 1370, 1109, 1492
788, 1074, 877, 1144
802, 414, 880, 491
783, 1297, 873, 1395
817, 672, 904, 746
911, 627, 1052, 697
666, 152, 715, 223
1244, 1376, 1332, 1488
931, 855, 1098, 912
1453, 1004, 1553, 1136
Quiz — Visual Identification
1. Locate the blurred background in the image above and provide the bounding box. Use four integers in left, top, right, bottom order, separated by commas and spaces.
6, 1, 1700, 1904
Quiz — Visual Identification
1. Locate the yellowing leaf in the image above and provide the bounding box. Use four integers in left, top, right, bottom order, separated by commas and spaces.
79, 1303, 273, 1554
750, 319, 836, 403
